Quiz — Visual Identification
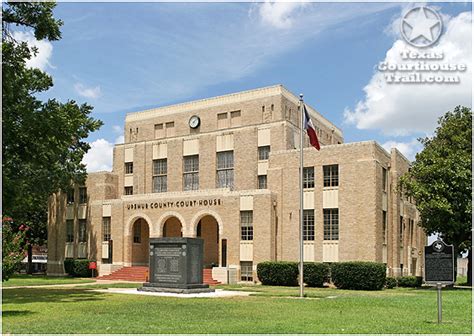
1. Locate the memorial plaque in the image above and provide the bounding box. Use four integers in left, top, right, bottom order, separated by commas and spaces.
424, 239, 454, 284
139, 237, 214, 294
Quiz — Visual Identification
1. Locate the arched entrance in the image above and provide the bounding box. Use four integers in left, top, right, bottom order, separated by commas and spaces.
162, 217, 183, 237
196, 215, 219, 267
131, 218, 150, 266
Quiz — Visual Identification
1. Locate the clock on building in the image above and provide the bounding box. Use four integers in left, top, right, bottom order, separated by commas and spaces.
189, 115, 200, 129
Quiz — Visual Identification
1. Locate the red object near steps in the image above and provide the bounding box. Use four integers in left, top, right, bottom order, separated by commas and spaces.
97, 266, 221, 285
203, 268, 221, 285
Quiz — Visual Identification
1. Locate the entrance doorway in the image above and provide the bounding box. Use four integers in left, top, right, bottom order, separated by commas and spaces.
131, 218, 150, 266
196, 215, 219, 267
162, 217, 183, 237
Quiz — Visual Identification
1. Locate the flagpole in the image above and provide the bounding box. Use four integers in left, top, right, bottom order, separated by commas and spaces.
299, 94, 304, 298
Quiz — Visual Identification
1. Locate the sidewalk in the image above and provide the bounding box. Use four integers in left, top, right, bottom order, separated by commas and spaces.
2, 279, 141, 289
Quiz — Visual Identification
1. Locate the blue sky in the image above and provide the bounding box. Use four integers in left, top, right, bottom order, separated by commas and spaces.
21, 1, 471, 171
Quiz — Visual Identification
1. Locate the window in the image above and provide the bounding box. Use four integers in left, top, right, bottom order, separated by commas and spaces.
183, 155, 199, 191
303, 210, 315, 241
78, 219, 87, 243
102, 217, 111, 242
230, 110, 241, 127
240, 261, 253, 282
323, 165, 339, 187
153, 159, 167, 193
382, 211, 387, 244
240, 211, 253, 241
399, 216, 404, 242
217, 112, 228, 129
323, 209, 339, 240
303, 167, 315, 189
125, 162, 133, 174
154, 123, 164, 139
382, 167, 387, 191
133, 222, 141, 243
216, 151, 234, 188
79, 187, 87, 204
66, 220, 74, 243
258, 146, 270, 160
165, 122, 175, 137
258, 175, 267, 189
124, 186, 133, 195
66, 189, 74, 204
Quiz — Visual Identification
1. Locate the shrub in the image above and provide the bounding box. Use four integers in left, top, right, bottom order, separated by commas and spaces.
303, 262, 330, 287
331, 261, 386, 290
257, 261, 298, 286
64, 258, 75, 275
385, 276, 397, 289
2, 217, 27, 281
397, 276, 423, 287
64, 259, 95, 277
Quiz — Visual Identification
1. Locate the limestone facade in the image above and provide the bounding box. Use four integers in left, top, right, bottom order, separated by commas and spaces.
47, 84, 425, 282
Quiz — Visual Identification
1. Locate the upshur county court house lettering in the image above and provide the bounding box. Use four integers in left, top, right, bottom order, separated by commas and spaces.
47, 85, 426, 283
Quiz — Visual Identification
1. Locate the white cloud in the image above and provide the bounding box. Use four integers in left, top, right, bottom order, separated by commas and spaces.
344, 12, 472, 136
112, 125, 124, 143
257, 1, 308, 29
115, 135, 124, 144
74, 83, 102, 99
12, 31, 53, 71
381, 138, 422, 161
82, 139, 113, 172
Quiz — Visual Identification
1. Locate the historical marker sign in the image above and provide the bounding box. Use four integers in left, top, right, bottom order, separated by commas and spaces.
424, 239, 454, 284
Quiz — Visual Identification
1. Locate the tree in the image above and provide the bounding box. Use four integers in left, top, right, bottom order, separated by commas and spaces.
400, 106, 472, 285
2, 1, 103, 273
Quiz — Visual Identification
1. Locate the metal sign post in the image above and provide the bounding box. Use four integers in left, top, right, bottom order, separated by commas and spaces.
436, 283, 442, 323
424, 239, 454, 324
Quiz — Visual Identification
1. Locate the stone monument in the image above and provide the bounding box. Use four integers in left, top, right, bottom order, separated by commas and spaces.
139, 237, 215, 294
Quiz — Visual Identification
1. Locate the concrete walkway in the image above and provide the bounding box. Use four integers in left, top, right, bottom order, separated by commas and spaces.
94, 288, 255, 298
2, 279, 141, 290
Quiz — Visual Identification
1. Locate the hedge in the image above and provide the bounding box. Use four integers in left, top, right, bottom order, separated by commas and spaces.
397, 276, 423, 287
331, 261, 386, 290
385, 276, 397, 289
257, 261, 298, 286
64, 258, 75, 275
303, 262, 330, 287
64, 259, 96, 277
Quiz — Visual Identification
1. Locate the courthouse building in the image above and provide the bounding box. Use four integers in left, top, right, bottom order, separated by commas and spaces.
47, 85, 426, 283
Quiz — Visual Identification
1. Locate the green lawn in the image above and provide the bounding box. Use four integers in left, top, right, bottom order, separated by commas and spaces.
456, 275, 469, 286
2, 274, 95, 287
2, 284, 471, 334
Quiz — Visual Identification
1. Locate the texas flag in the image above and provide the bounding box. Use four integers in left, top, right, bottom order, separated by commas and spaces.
303, 104, 320, 150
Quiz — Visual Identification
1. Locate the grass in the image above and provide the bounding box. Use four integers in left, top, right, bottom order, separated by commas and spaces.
456, 275, 469, 286
2, 274, 95, 287
76, 282, 142, 289
2, 284, 471, 334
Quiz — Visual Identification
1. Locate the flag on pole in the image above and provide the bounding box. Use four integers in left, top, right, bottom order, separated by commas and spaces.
303, 104, 320, 150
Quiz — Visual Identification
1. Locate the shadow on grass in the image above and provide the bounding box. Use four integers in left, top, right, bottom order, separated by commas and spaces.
418, 286, 473, 291
2, 310, 35, 317
2, 288, 105, 305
